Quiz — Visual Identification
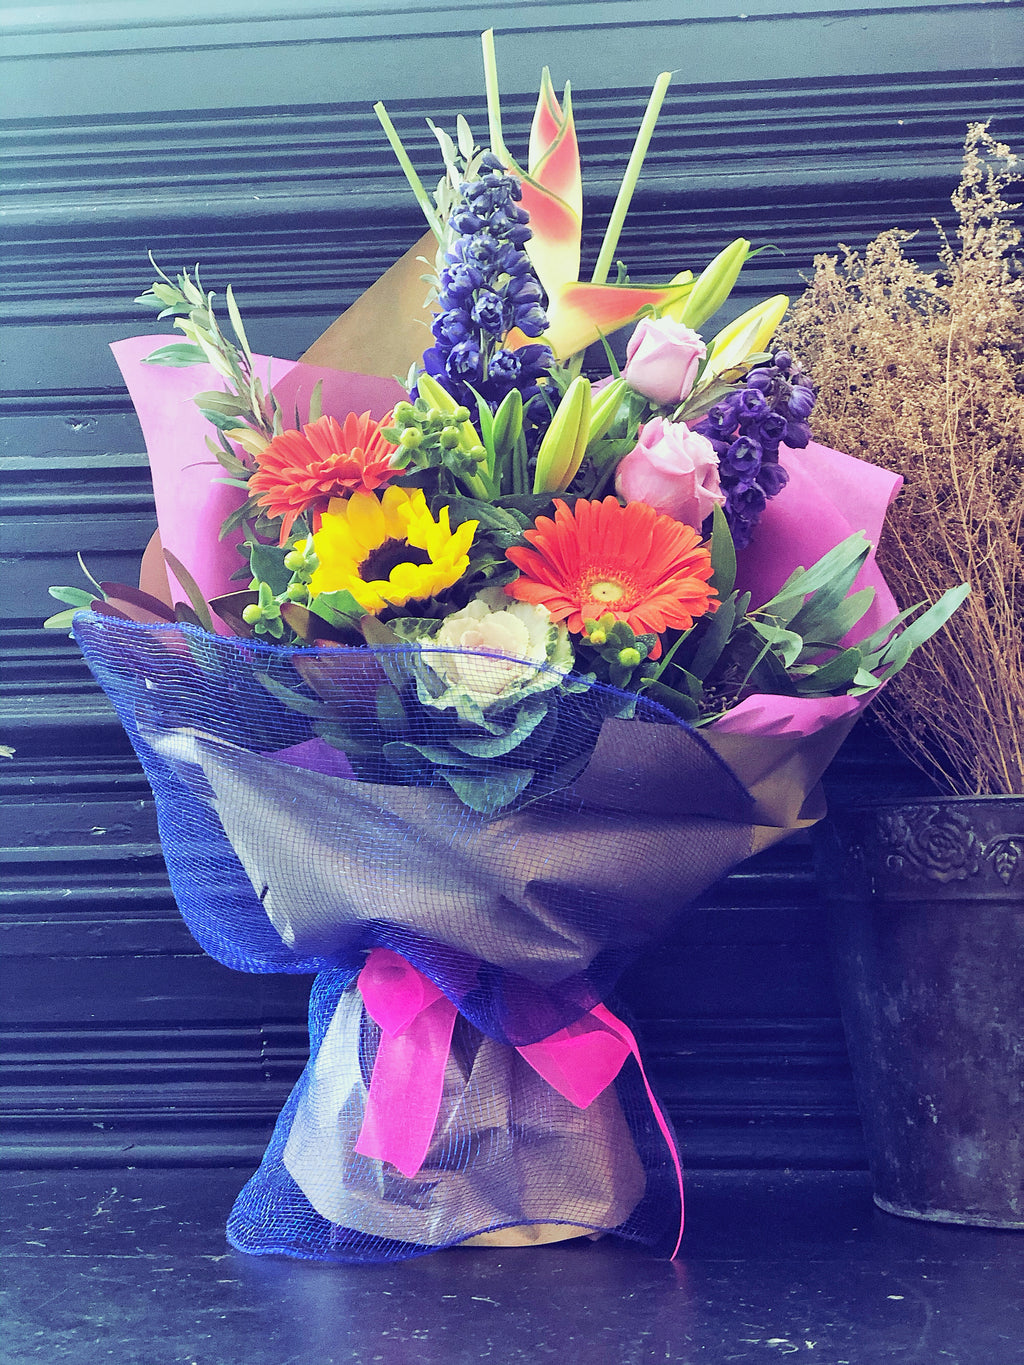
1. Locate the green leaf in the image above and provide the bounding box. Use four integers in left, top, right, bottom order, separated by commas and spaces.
197, 405, 248, 431
750, 618, 804, 668
688, 595, 738, 680
640, 679, 700, 722
708, 504, 736, 602
795, 588, 876, 656
43, 607, 83, 631
307, 590, 368, 631
192, 390, 252, 417
141, 343, 208, 367
249, 541, 292, 596
375, 685, 409, 734
447, 698, 549, 758
260, 673, 336, 719
162, 549, 214, 633
442, 766, 535, 815
872, 583, 970, 678
48, 585, 96, 608
224, 283, 255, 367
794, 645, 865, 694
759, 533, 872, 625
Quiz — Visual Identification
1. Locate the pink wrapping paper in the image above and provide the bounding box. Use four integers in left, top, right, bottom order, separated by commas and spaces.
716, 441, 903, 738
111, 336, 406, 626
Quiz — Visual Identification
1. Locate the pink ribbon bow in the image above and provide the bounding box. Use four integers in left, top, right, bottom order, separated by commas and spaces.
353, 948, 684, 1256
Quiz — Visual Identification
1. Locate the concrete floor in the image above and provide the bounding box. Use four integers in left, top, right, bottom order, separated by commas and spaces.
3, 1168, 1023, 1364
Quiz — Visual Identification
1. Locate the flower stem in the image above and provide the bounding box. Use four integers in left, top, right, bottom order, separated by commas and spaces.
374, 102, 444, 242
481, 30, 514, 166
591, 71, 672, 285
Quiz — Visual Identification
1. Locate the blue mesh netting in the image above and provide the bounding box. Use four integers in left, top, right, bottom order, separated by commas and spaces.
74, 611, 759, 1262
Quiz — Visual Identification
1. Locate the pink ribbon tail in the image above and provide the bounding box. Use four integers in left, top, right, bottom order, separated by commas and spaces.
352, 950, 684, 1255
353, 948, 458, 1179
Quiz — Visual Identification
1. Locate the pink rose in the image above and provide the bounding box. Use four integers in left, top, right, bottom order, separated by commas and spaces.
623, 317, 706, 408
615, 417, 725, 530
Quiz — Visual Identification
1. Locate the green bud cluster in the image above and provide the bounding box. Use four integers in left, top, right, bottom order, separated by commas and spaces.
382, 374, 488, 489
582, 613, 656, 689
241, 581, 286, 638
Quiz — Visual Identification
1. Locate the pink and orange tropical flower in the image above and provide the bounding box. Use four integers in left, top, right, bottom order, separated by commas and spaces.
510, 71, 694, 359
504, 497, 718, 656
249, 412, 399, 543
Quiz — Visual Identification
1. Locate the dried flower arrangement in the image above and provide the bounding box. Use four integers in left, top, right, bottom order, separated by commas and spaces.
782, 124, 1024, 795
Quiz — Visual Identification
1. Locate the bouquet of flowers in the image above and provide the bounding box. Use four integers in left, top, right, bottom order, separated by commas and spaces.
51, 33, 964, 1263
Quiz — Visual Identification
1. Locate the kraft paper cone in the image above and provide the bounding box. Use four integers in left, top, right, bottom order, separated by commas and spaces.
300, 230, 439, 381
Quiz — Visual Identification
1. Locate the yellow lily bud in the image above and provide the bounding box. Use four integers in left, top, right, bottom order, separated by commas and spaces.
705, 294, 790, 378
533, 375, 592, 494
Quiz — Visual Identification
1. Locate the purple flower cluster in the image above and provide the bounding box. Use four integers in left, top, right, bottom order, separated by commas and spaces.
421, 153, 553, 413
694, 352, 816, 549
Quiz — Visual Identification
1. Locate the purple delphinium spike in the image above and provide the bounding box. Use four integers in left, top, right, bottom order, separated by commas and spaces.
421, 154, 554, 417
694, 351, 816, 548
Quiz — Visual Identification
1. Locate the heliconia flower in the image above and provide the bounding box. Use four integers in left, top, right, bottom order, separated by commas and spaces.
305, 485, 477, 615
511, 71, 695, 359
250, 412, 399, 544
505, 497, 717, 656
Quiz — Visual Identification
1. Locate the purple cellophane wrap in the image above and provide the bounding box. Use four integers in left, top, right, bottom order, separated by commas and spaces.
74, 613, 770, 1261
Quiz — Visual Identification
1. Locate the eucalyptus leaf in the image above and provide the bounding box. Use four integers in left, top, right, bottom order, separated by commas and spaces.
759, 533, 872, 625
43, 607, 83, 631
872, 583, 970, 677
141, 343, 208, 367
794, 646, 865, 694
794, 587, 876, 657
48, 585, 96, 608
751, 619, 804, 668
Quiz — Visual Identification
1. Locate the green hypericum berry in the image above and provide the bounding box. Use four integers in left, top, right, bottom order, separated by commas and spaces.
241, 603, 262, 625
617, 647, 642, 667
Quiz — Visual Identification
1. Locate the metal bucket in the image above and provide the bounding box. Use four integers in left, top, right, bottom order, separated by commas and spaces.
816, 796, 1024, 1227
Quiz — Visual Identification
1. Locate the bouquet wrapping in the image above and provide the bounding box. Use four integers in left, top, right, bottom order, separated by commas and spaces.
55, 37, 964, 1263
73, 344, 898, 1259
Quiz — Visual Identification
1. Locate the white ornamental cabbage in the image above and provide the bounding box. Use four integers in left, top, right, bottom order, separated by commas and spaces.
418, 587, 574, 719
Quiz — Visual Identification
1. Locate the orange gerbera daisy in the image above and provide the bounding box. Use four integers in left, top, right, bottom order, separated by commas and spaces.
249, 411, 399, 543
505, 497, 717, 656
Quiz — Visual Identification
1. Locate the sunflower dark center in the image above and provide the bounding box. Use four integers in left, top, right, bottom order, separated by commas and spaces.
360, 538, 431, 580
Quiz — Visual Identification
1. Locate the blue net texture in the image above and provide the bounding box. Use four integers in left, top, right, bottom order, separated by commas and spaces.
74, 612, 760, 1262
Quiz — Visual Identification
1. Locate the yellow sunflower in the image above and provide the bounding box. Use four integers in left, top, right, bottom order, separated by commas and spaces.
305, 485, 477, 614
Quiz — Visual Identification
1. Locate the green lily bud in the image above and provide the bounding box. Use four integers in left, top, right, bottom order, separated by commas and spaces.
675, 238, 750, 331
417, 372, 459, 415
533, 375, 593, 494
491, 388, 524, 456
586, 377, 628, 447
